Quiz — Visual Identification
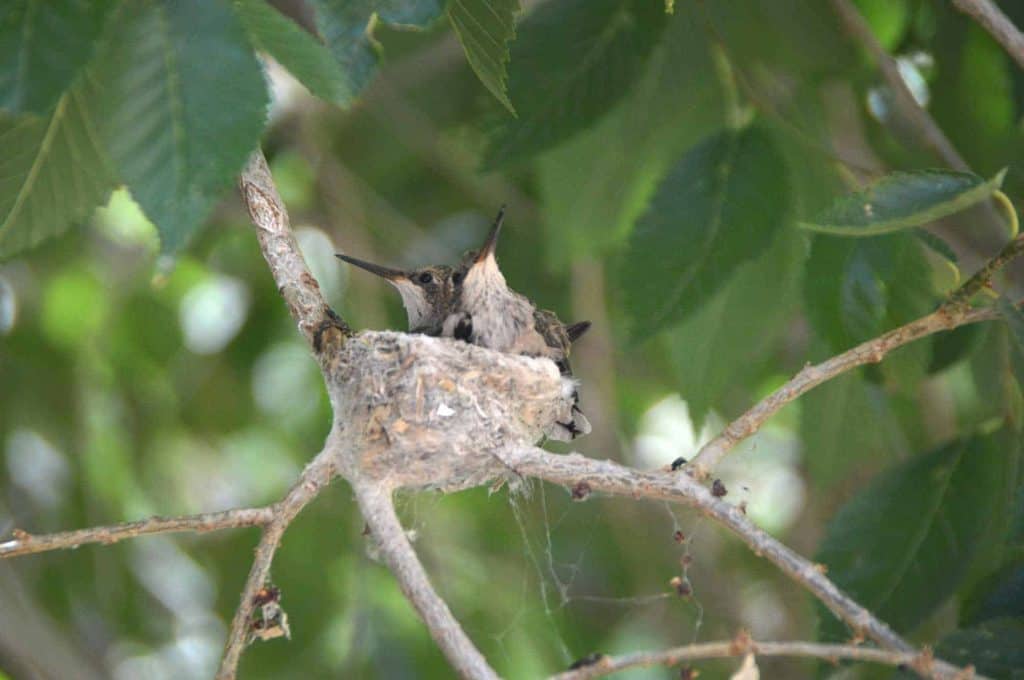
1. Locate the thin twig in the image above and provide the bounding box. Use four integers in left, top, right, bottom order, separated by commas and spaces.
351, 479, 500, 680
216, 451, 335, 680
550, 635, 967, 680
0, 508, 274, 559
499, 447, 980, 680
687, 305, 1000, 478
953, 0, 1024, 72
830, 0, 969, 171
950, 233, 1024, 306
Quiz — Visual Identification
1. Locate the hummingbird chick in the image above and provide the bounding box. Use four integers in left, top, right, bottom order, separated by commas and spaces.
444, 207, 591, 441
334, 253, 456, 336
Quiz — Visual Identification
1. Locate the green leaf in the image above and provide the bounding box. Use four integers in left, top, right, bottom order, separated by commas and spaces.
816, 431, 1013, 640
799, 169, 1006, 236
964, 564, 1024, 625
703, 0, 855, 78
620, 124, 790, 339
928, 323, 983, 374
998, 296, 1024, 354
234, 0, 352, 104
538, 4, 723, 267
448, 0, 518, 113
915, 229, 958, 264
484, 0, 667, 167
801, 372, 906, 489
804, 233, 937, 386
92, 0, 269, 251
0, 78, 116, 258
668, 226, 803, 429
934, 618, 1024, 679
0, 0, 114, 114
312, 0, 443, 101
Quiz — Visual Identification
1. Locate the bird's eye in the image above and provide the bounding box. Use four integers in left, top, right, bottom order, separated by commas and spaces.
452, 271, 464, 285
418, 272, 433, 284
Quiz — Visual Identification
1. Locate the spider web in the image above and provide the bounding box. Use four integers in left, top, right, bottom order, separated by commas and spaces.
486, 479, 708, 671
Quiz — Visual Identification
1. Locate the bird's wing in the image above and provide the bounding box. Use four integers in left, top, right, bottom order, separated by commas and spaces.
533, 308, 573, 374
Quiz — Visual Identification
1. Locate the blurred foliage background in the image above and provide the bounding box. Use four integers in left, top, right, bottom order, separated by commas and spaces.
1, 0, 1024, 678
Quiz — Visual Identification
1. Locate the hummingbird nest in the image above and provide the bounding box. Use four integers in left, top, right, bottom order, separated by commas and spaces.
326, 331, 574, 492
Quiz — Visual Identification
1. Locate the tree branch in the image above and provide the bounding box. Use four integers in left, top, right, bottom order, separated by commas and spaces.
498, 447, 978, 680
351, 479, 500, 680
830, 0, 970, 172
687, 305, 999, 478
550, 633, 969, 680
0, 508, 274, 559
215, 448, 335, 680
953, 0, 1024, 72
238, 150, 350, 354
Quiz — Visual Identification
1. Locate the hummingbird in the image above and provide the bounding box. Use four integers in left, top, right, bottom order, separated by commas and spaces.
334, 253, 457, 336
444, 207, 591, 440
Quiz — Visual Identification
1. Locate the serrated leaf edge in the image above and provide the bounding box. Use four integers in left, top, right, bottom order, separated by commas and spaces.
798, 168, 1007, 237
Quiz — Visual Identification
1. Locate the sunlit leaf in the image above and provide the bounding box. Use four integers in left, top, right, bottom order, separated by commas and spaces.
484, 0, 667, 167
800, 169, 1006, 236
235, 0, 352, 104
448, 0, 518, 113
620, 124, 790, 339
0, 0, 114, 114
0, 79, 115, 258
817, 430, 1018, 640
312, 0, 443, 100
92, 0, 269, 251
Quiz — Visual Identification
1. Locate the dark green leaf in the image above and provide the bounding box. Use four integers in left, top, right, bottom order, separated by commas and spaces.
935, 618, 1024, 679
93, 0, 269, 251
970, 325, 1024, 427
799, 169, 1006, 236
538, 4, 723, 267
312, 0, 443, 100
703, 0, 855, 77
816, 432, 1013, 640
964, 564, 1024, 625
928, 323, 983, 373
804, 233, 937, 390
484, 0, 667, 167
235, 0, 352, 104
0, 77, 116, 258
620, 125, 790, 339
448, 0, 518, 113
801, 372, 906, 489
915, 229, 958, 264
669, 227, 803, 429
998, 296, 1024, 354
0, 0, 113, 114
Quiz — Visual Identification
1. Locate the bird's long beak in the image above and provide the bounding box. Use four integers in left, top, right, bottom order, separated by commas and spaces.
335, 253, 408, 282
474, 205, 506, 265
